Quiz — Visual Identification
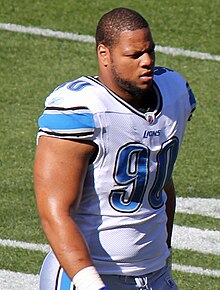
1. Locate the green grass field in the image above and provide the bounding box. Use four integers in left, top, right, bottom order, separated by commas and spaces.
0, 1, 219, 289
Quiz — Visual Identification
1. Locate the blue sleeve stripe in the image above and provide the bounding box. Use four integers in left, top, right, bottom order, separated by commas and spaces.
38, 112, 95, 131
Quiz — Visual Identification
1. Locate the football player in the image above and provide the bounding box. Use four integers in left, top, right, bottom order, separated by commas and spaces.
34, 7, 196, 290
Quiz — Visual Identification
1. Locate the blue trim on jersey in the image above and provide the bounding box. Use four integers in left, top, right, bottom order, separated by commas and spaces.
186, 82, 196, 109
38, 112, 95, 131
60, 271, 71, 290
189, 88, 196, 107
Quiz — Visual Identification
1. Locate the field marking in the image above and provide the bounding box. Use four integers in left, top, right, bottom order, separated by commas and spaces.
173, 225, 220, 255
172, 264, 220, 278
176, 197, 220, 219
0, 22, 220, 62
0, 238, 50, 253
0, 264, 220, 290
0, 270, 39, 290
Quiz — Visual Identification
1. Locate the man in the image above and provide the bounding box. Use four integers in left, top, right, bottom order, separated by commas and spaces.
34, 7, 196, 290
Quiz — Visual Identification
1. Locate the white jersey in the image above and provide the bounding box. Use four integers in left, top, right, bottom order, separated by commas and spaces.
37, 66, 196, 275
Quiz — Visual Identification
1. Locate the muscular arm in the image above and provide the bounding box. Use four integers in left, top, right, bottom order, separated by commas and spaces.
34, 136, 96, 279
164, 177, 176, 248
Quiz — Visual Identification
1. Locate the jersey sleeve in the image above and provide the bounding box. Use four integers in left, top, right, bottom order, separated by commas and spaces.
37, 85, 95, 141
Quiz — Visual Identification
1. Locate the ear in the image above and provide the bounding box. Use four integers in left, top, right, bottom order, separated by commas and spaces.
97, 44, 110, 66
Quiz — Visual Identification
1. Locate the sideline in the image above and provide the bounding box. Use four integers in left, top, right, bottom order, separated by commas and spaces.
0, 22, 220, 62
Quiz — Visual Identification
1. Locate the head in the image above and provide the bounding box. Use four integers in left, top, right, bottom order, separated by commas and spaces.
96, 8, 155, 105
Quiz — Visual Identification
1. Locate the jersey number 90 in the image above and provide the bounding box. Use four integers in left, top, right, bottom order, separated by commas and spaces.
109, 137, 179, 212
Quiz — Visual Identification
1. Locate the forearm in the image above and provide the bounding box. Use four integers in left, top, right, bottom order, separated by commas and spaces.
164, 178, 176, 248
41, 212, 93, 280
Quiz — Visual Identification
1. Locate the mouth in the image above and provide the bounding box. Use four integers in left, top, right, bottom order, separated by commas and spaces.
139, 72, 153, 82
140, 70, 154, 77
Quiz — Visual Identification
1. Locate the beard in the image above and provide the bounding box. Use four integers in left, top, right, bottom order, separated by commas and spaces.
110, 63, 153, 99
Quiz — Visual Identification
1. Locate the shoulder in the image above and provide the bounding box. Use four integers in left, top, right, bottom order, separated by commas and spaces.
44, 76, 108, 114
154, 66, 196, 117
154, 66, 186, 86
44, 77, 95, 108
37, 77, 110, 141
153, 66, 189, 102
37, 77, 98, 141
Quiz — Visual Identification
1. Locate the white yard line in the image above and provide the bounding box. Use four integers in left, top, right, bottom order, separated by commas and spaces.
172, 225, 220, 255
172, 264, 220, 277
1, 264, 220, 290
0, 23, 95, 43
155, 45, 220, 61
0, 270, 39, 290
0, 22, 220, 62
176, 197, 220, 219
0, 238, 50, 253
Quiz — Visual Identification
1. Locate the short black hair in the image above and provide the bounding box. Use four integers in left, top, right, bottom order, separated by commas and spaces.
95, 7, 149, 49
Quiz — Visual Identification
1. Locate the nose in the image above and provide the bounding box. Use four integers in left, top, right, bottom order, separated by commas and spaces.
140, 52, 154, 67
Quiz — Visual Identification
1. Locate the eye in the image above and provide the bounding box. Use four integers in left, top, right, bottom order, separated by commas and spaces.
148, 46, 155, 54
131, 52, 143, 59
148, 43, 156, 55
149, 49, 155, 57
129, 51, 145, 59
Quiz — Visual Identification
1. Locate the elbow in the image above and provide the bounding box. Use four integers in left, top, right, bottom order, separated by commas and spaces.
38, 208, 57, 238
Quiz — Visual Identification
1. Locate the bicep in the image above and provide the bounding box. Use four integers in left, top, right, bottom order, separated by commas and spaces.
34, 136, 96, 217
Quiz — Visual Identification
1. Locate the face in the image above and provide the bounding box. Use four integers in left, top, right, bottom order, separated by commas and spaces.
107, 28, 155, 100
